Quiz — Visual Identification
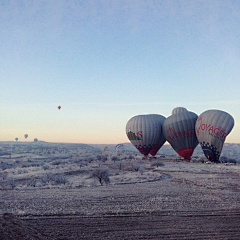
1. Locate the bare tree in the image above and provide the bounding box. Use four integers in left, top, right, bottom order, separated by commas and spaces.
91, 167, 110, 185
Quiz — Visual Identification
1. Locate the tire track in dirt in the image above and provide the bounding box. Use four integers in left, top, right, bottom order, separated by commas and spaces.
23, 210, 240, 240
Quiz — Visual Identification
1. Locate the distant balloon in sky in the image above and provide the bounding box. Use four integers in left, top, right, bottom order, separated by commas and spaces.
195, 110, 234, 163
15, 137, 18, 142
115, 144, 124, 153
24, 134, 28, 139
172, 107, 188, 115
163, 111, 198, 160
57, 106, 61, 110
101, 145, 109, 152
148, 114, 166, 156
34, 138, 38, 142
126, 114, 164, 157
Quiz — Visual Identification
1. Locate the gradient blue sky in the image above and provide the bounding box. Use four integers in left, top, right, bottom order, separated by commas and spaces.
1, 0, 239, 144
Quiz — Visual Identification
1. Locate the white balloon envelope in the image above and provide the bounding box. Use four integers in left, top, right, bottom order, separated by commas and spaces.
126, 114, 164, 157
163, 111, 198, 160
195, 110, 234, 162
148, 114, 166, 156
172, 107, 188, 115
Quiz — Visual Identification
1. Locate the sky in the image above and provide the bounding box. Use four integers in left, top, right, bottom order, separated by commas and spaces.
0, 0, 240, 144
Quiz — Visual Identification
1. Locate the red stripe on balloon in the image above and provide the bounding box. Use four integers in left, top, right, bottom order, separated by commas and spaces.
136, 145, 153, 157
177, 147, 195, 160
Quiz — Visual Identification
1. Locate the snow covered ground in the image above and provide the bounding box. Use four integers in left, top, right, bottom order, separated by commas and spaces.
1, 142, 240, 215
1, 142, 240, 239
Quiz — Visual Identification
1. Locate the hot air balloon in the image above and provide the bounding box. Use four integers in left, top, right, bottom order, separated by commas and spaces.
15, 137, 18, 142
115, 144, 124, 153
172, 107, 188, 115
195, 110, 234, 163
101, 145, 109, 152
163, 111, 198, 160
24, 134, 28, 139
148, 114, 166, 156
126, 114, 164, 157
57, 106, 61, 110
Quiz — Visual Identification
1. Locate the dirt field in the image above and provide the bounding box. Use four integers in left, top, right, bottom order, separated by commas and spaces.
1, 160, 240, 239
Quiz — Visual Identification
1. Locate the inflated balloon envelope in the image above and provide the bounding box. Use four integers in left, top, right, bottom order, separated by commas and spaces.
163, 111, 199, 160
148, 114, 166, 156
172, 107, 188, 115
115, 144, 124, 153
126, 114, 165, 157
101, 145, 109, 152
195, 110, 234, 162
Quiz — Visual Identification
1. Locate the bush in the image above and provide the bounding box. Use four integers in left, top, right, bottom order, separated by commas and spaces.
132, 164, 141, 171
91, 167, 110, 185
111, 155, 119, 162
8, 177, 16, 190
54, 174, 68, 185
0, 162, 13, 170
0, 171, 8, 180
228, 158, 237, 164
41, 173, 54, 184
79, 161, 88, 168
97, 154, 108, 162
151, 161, 165, 168
117, 161, 124, 170
41, 173, 68, 185
138, 166, 145, 174
42, 164, 50, 170
28, 176, 37, 187
128, 155, 134, 160
220, 156, 228, 163
51, 160, 68, 165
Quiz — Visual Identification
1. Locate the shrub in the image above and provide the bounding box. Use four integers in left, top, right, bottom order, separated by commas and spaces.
41, 173, 54, 184
128, 155, 134, 160
151, 161, 165, 168
8, 177, 16, 189
111, 155, 119, 162
42, 164, 50, 170
79, 161, 88, 168
41, 173, 68, 185
228, 158, 237, 164
91, 167, 110, 186
131, 164, 141, 171
28, 176, 37, 187
54, 174, 68, 185
0, 171, 8, 180
0, 162, 13, 170
120, 155, 127, 161
97, 154, 108, 162
138, 166, 145, 174
220, 156, 228, 163
118, 161, 124, 170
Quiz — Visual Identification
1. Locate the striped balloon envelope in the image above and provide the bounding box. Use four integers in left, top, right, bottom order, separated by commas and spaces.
195, 110, 234, 162
163, 111, 199, 160
148, 114, 166, 156
126, 114, 164, 157
101, 145, 109, 152
172, 107, 188, 115
115, 144, 124, 153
